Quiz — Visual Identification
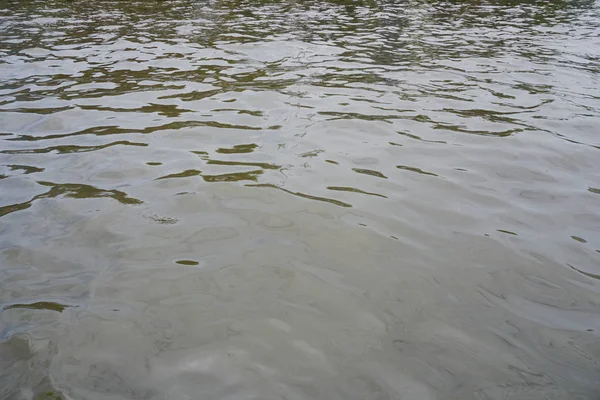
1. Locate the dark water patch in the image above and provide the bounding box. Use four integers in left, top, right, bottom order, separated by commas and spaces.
396, 131, 446, 144
212, 109, 264, 117
299, 150, 324, 158
569, 264, 600, 280
79, 103, 193, 117
327, 186, 387, 198
34, 391, 66, 400
4, 302, 71, 313
175, 260, 199, 266
318, 111, 399, 123
0, 182, 142, 217
148, 215, 178, 224
6, 165, 45, 174
1, 141, 147, 154
203, 170, 262, 183
497, 229, 518, 236
156, 169, 202, 180
206, 159, 281, 170
215, 143, 258, 154
352, 168, 387, 179
396, 165, 438, 177
248, 184, 352, 208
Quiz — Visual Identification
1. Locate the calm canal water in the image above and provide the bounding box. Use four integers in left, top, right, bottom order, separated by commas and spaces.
1, 0, 600, 399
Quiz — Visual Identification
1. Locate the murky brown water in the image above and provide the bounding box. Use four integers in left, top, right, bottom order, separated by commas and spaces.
1, 0, 600, 398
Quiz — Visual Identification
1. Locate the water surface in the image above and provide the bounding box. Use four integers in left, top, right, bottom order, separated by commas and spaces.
1, 0, 600, 399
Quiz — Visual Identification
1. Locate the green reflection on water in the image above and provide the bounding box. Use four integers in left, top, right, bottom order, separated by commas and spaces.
0, 182, 143, 217
4, 302, 70, 313
248, 184, 352, 207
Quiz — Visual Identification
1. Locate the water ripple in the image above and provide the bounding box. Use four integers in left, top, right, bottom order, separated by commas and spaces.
1, 0, 600, 398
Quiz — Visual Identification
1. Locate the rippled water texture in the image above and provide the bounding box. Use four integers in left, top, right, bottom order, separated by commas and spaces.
1, 0, 600, 398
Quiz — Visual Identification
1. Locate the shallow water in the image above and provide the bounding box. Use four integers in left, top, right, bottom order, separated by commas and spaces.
1, 0, 600, 398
